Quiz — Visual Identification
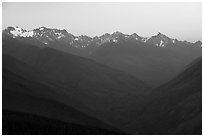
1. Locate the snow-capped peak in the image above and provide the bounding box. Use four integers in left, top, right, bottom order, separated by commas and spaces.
152, 32, 161, 37
9, 26, 34, 38
39, 27, 45, 31
152, 32, 166, 38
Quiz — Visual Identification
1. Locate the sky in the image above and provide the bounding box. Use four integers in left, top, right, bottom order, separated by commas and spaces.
2, 2, 202, 42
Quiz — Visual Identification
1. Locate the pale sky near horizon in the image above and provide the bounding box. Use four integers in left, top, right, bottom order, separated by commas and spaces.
2, 2, 202, 42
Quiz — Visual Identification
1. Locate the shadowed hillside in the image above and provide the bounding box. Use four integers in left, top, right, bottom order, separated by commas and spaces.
3, 110, 124, 135
90, 41, 201, 87
125, 57, 202, 134
2, 37, 151, 134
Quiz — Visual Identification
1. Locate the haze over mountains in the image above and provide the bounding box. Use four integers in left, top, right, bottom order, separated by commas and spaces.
126, 57, 202, 134
2, 26, 202, 135
3, 26, 202, 86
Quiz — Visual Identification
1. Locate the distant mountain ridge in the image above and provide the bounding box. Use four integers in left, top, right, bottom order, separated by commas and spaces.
3, 26, 202, 49
2, 27, 202, 87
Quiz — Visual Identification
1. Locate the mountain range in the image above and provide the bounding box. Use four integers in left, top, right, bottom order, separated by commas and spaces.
2, 26, 202, 134
3, 26, 202, 49
3, 26, 202, 86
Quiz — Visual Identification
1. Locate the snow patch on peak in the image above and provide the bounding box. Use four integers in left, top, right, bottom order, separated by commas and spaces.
15, 26, 23, 31
113, 39, 118, 43
152, 32, 160, 36
10, 27, 23, 36
21, 31, 34, 37
10, 27, 34, 38
159, 40, 164, 47
142, 37, 150, 43
152, 32, 166, 38
155, 40, 165, 47
54, 32, 65, 39
39, 27, 44, 31
10, 30, 21, 37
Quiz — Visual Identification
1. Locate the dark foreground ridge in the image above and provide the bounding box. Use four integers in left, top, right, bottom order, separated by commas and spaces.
3, 110, 125, 135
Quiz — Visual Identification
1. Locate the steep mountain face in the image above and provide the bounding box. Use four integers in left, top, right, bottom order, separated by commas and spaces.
125, 57, 202, 134
2, 37, 152, 134
145, 32, 175, 47
3, 26, 202, 87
